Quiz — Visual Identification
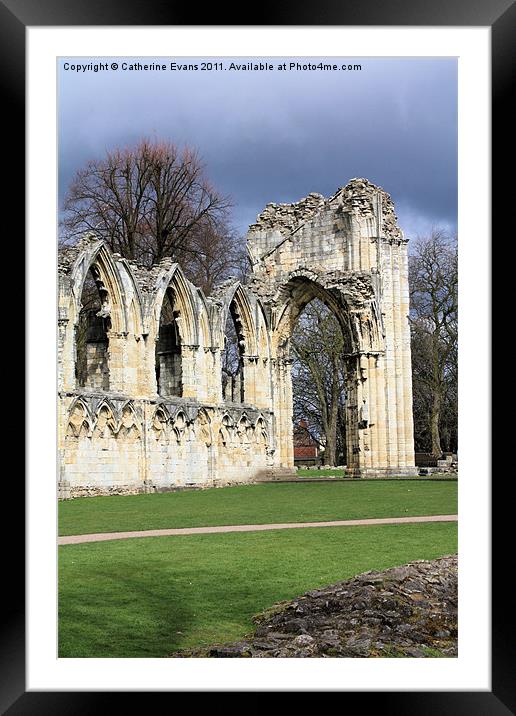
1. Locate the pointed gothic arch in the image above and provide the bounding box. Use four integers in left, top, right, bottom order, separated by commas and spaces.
149, 264, 198, 398
66, 398, 92, 438
93, 400, 117, 438
218, 283, 259, 404
68, 242, 130, 392
118, 401, 141, 441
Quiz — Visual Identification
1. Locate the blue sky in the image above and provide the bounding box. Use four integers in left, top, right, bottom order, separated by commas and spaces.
58, 57, 457, 240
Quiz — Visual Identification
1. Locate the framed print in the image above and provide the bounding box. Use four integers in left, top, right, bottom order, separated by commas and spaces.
6, 0, 511, 710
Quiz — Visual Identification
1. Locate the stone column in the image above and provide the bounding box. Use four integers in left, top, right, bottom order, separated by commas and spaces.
381, 239, 399, 469
372, 353, 388, 468
365, 238, 417, 476
271, 356, 295, 469
283, 357, 295, 467
367, 354, 379, 468
181, 344, 199, 399
121, 333, 143, 397
202, 347, 220, 403
344, 359, 359, 471
392, 242, 407, 467
106, 332, 127, 393
400, 240, 416, 468
242, 355, 259, 405
353, 352, 394, 474
57, 396, 71, 499
58, 317, 73, 391
86, 340, 110, 390
254, 357, 273, 411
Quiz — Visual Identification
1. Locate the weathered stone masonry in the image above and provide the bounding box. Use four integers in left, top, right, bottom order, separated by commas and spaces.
58, 178, 417, 498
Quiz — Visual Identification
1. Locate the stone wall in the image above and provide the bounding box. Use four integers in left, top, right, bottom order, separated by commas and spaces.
58, 178, 417, 498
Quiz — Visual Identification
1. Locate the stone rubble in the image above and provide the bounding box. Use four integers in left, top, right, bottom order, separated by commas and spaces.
172, 556, 457, 658
419, 455, 458, 476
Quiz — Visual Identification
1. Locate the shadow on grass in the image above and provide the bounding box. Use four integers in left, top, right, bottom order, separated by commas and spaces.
59, 523, 458, 658
59, 549, 197, 657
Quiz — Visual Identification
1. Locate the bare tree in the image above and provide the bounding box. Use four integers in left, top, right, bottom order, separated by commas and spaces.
60, 139, 240, 285
409, 230, 458, 457
179, 218, 248, 295
291, 300, 348, 466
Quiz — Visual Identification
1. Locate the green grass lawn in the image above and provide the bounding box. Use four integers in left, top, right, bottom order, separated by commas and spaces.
59, 480, 458, 536
297, 468, 345, 477
59, 521, 457, 657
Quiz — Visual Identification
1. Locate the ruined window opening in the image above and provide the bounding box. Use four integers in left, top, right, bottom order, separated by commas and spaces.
290, 297, 351, 466
156, 287, 183, 397
75, 266, 111, 391
222, 300, 245, 403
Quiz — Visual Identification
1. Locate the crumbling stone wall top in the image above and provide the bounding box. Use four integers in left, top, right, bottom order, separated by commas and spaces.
335, 178, 404, 241
58, 234, 101, 276
210, 277, 242, 302
125, 258, 179, 295
248, 191, 327, 237
248, 178, 403, 243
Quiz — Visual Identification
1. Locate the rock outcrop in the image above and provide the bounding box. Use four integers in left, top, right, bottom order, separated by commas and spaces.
172, 556, 457, 658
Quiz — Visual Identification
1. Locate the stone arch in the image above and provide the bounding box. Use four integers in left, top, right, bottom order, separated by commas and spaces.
118, 401, 141, 441
255, 415, 269, 448
236, 413, 253, 444
69, 242, 131, 393
69, 240, 128, 334
218, 413, 234, 449
151, 405, 170, 442
252, 302, 273, 409
93, 400, 117, 438
66, 398, 92, 438
218, 283, 259, 404
198, 307, 210, 350
220, 412, 234, 430
270, 272, 363, 471
114, 258, 145, 338
150, 265, 198, 398
195, 408, 213, 447
171, 409, 188, 444
149, 264, 198, 345
127, 295, 143, 338
273, 272, 359, 357
219, 283, 258, 355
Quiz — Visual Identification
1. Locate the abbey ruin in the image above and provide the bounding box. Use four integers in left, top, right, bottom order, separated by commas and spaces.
58, 178, 417, 498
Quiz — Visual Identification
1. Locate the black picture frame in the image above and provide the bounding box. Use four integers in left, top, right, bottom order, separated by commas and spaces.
8, 0, 510, 711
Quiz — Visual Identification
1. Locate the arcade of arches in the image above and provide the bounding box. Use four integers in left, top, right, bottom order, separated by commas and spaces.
58, 178, 417, 498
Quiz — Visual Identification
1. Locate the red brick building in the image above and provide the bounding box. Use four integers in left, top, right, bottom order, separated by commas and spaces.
293, 419, 320, 464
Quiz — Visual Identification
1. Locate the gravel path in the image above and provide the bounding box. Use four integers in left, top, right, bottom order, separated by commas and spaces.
59, 513, 458, 545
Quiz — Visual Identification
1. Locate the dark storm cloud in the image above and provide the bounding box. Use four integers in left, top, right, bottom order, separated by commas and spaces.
59, 57, 457, 239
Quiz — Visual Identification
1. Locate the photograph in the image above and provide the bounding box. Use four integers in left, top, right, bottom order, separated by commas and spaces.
56, 55, 459, 660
